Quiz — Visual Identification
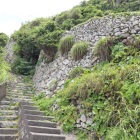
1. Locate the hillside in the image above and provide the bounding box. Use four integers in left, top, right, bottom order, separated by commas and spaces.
34, 37, 140, 139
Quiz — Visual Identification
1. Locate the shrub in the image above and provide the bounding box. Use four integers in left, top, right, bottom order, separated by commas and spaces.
95, 10, 103, 16
0, 33, 9, 48
11, 57, 35, 75
70, 8, 82, 20
59, 35, 75, 55
71, 41, 88, 60
94, 36, 115, 62
0, 48, 11, 84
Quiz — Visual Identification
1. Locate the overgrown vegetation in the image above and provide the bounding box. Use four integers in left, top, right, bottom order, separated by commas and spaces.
71, 41, 88, 60
11, 19, 64, 75
0, 33, 10, 84
0, 33, 9, 48
94, 37, 115, 62
34, 37, 140, 139
11, 0, 140, 75
59, 35, 75, 55
0, 48, 11, 84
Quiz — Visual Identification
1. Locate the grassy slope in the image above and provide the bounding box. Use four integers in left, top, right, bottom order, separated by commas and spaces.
34, 38, 140, 139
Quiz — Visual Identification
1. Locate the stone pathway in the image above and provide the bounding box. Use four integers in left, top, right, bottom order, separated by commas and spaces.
0, 75, 65, 140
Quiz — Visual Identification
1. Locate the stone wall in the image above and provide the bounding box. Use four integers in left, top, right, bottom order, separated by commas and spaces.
33, 15, 140, 96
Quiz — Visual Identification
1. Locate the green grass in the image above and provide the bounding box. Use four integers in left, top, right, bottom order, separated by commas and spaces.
59, 35, 75, 55
71, 41, 88, 60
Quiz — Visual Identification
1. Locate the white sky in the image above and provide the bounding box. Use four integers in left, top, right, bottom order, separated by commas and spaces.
0, 0, 84, 36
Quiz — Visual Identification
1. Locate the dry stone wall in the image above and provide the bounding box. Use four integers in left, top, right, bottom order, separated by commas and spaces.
33, 15, 140, 96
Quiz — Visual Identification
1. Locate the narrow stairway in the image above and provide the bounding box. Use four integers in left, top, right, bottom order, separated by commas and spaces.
0, 75, 65, 140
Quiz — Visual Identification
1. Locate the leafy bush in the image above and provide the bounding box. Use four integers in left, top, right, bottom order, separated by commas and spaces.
59, 35, 75, 55
70, 8, 82, 20
94, 36, 115, 62
0, 48, 11, 84
71, 41, 88, 60
95, 10, 103, 16
11, 57, 35, 75
0, 33, 9, 48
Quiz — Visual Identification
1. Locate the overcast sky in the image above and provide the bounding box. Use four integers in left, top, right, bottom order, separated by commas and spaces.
0, 0, 84, 36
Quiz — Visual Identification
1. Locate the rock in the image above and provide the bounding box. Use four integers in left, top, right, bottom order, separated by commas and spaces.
80, 114, 87, 123
121, 33, 130, 38
114, 32, 121, 36
81, 122, 87, 128
86, 118, 93, 125
63, 59, 70, 65
134, 26, 140, 32
114, 28, 120, 33
122, 28, 129, 33
133, 20, 139, 26
130, 30, 137, 34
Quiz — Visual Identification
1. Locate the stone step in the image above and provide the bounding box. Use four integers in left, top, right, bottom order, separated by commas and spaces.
0, 134, 18, 140
0, 110, 18, 116
0, 121, 18, 128
6, 94, 31, 98
22, 105, 38, 110
4, 98, 32, 102
0, 128, 17, 134
0, 101, 18, 105
0, 105, 19, 110
25, 114, 54, 121
29, 126, 61, 134
20, 101, 35, 106
30, 132, 65, 140
6, 93, 24, 96
24, 109, 44, 115
0, 116, 18, 121
27, 120, 57, 128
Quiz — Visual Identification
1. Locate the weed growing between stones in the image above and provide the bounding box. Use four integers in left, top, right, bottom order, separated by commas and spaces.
71, 41, 88, 60
94, 36, 115, 62
59, 35, 75, 55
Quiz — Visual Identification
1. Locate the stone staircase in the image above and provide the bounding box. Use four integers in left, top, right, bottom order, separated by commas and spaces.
0, 76, 65, 140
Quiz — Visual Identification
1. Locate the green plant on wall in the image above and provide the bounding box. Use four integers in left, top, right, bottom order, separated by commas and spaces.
0, 48, 11, 84
59, 35, 75, 55
94, 36, 115, 62
71, 41, 88, 60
